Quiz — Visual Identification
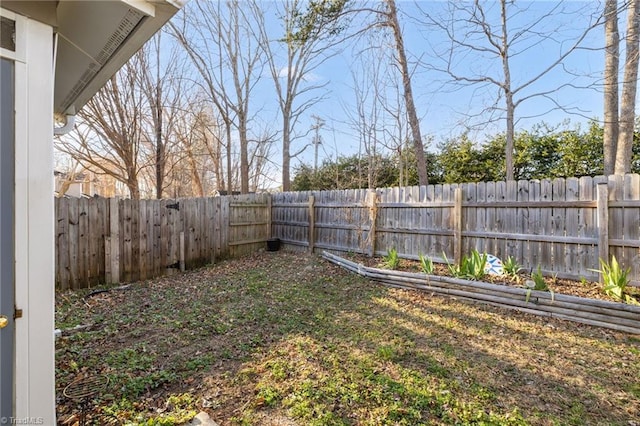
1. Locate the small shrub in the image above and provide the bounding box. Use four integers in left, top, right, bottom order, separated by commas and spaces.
502, 256, 522, 279
465, 249, 488, 280
592, 256, 635, 303
382, 247, 400, 270
530, 266, 548, 291
525, 266, 554, 302
419, 254, 434, 274
443, 252, 460, 277
443, 250, 487, 280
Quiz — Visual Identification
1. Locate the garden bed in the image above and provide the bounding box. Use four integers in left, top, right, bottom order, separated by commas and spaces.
323, 251, 640, 335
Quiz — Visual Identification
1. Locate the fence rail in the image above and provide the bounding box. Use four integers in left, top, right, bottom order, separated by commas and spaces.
55, 193, 270, 290
271, 174, 640, 285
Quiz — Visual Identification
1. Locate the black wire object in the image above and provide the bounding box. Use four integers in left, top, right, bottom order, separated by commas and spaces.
63, 375, 109, 426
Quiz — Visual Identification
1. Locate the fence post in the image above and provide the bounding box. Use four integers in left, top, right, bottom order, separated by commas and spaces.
308, 195, 315, 253
221, 196, 230, 257
179, 231, 185, 272
108, 197, 120, 284
267, 194, 272, 240
368, 189, 378, 257
453, 187, 463, 265
597, 182, 609, 284
104, 236, 112, 284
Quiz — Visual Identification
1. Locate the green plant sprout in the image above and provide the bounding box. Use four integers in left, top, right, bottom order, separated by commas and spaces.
442, 251, 459, 277
525, 266, 554, 302
382, 247, 400, 270
502, 256, 522, 280
466, 249, 488, 280
591, 256, 637, 304
443, 249, 487, 280
419, 253, 434, 274
530, 266, 548, 290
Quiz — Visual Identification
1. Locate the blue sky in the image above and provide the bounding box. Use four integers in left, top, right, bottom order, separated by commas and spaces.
296, 0, 608, 163
173, 0, 613, 182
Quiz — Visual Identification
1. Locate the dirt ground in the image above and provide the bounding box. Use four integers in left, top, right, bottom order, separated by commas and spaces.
55, 250, 640, 425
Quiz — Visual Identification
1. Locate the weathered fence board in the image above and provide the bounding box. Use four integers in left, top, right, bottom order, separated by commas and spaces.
56, 197, 70, 288
67, 198, 79, 288
55, 194, 270, 290
227, 193, 271, 257
624, 175, 640, 278
271, 174, 640, 285
539, 179, 551, 272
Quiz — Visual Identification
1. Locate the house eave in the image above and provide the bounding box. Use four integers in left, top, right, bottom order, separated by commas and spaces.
2, 0, 184, 116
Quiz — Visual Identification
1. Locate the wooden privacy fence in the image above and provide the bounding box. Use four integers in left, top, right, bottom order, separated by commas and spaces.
271, 174, 640, 285
55, 193, 270, 290
56, 174, 640, 289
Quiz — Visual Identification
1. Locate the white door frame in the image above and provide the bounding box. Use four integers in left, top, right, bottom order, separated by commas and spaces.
0, 20, 16, 425
1, 7, 56, 423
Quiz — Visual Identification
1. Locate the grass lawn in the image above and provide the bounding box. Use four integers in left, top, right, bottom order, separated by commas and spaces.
55, 251, 640, 425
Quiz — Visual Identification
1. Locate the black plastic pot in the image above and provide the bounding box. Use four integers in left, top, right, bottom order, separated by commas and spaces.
266, 238, 281, 252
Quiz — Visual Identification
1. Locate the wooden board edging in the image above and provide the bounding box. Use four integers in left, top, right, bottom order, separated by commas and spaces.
322, 251, 640, 335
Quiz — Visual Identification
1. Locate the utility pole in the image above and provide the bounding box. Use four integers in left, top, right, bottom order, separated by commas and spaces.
311, 115, 325, 173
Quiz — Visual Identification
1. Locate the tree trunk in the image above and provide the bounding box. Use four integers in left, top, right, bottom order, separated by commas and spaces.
615, 0, 640, 175
225, 120, 233, 193
505, 92, 516, 181
385, 0, 428, 186
153, 33, 164, 200
215, 139, 224, 191
604, 0, 620, 175
500, 0, 515, 181
282, 108, 292, 192
202, 117, 224, 192
127, 178, 140, 200
239, 118, 250, 193
56, 162, 79, 197
154, 84, 164, 199
186, 139, 204, 197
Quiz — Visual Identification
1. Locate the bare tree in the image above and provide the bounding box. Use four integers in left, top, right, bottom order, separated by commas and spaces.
604, 0, 620, 175
248, 128, 278, 192
344, 30, 403, 189
346, 57, 381, 189
56, 61, 146, 199
56, 39, 199, 200
137, 32, 187, 199
377, 68, 411, 187
418, 0, 604, 181
344, 0, 434, 186
55, 160, 81, 198
256, 0, 349, 191
614, 0, 640, 174
345, 2, 430, 188
170, 0, 265, 194
380, 0, 428, 186
172, 104, 214, 197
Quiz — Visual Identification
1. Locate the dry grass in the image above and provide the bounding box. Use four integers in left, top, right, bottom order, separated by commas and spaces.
55, 250, 640, 425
